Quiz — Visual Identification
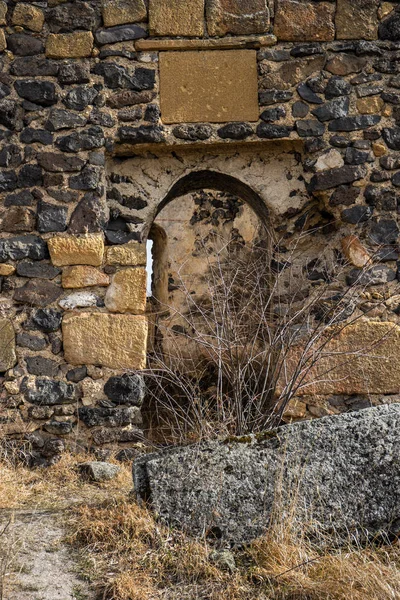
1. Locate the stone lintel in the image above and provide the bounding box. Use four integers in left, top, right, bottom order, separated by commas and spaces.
135, 34, 277, 51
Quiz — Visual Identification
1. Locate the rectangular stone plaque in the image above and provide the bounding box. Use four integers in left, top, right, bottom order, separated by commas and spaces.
159, 50, 259, 124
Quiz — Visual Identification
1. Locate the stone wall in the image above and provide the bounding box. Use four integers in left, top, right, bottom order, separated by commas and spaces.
2, 0, 400, 457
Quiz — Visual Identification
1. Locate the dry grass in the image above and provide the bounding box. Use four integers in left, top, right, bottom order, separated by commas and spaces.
69, 497, 400, 600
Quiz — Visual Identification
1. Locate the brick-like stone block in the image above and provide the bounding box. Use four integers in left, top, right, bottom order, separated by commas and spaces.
105, 268, 147, 314
48, 234, 104, 267
274, 0, 335, 42
102, 0, 147, 27
278, 321, 400, 396
46, 32, 94, 59
62, 313, 148, 370
12, 3, 45, 32
106, 242, 147, 267
149, 0, 205, 37
207, 0, 269, 37
336, 0, 379, 41
0, 29, 5, 53
0, 2, 7, 26
62, 266, 110, 289
159, 50, 259, 124
0, 318, 16, 372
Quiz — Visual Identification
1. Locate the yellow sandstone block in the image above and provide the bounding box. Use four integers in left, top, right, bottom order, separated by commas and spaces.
105, 268, 147, 314
48, 234, 104, 267
62, 266, 110, 289
46, 32, 94, 59
106, 242, 147, 266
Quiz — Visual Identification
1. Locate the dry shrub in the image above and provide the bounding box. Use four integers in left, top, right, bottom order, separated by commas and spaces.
69, 497, 400, 600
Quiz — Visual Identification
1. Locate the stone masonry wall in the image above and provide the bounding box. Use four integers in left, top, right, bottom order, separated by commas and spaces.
2, 1, 400, 459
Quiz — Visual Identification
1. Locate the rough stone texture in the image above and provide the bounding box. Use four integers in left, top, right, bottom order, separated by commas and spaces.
207, 0, 269, 37
106, 242, 147, 266
104, 373, 145, 406
48, 234, 104, 267
12, 3, 44, 32
0, 318, 17, 372
341, 235, 371, 268
149, 0, 205, 37
336, 0, 379, 41
62, 266, 110, 289
279, 321, 400, 396
159, 51, 258, 124
105, 268, 147, 313
62, 313, 148, 369
79, 461, 120, 482
46, 32, 94, 59
274, 1, 335, 42
102, 0, 147, 27
133, 404, 400, 543
14, 280, 62, 307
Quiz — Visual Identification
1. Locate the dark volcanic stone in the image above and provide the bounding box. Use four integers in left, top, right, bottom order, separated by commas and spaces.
63, 87, 98, 111
38, 153, 85, 173
14, 80, 58, 107
37, 200, 69, 233
95, 63, 155, 91
392, 172, 400, 187
26, 378, 75, 406
108, 90, 154, 109
0, 99, 23, 130
290, 43, 323, 57
7, 34, 44, 56
44, 421, 73, 435
89, 109, 115, 128
105, 230, 139, 245
260, 106, 286, 122
217, 122, 253, 140
58, 61, 90, 85
380, 155, 400, 170
14, 280, 62, 307
296, 120, 325, 137
345, 148, 373, 165
92, 427, 143, 445
95, 24, 148, 45
10, 57, 59, 77
325, 77, 351, 99
382, 127, 400, 150
329, 115, 381, 131
16, 333, 47, 351
144, 104, 160, 123
0, 83, 11, 100
346, 266, 396, 286
46, 109, 87, 131
31, 308, 62, 332
1, 206, 35, 232
259, 89, 293, 105
56, 127, 105, 153
26, 356, 59, 377
68, 194, 108, 233
4, 190, 35, 207
104, 374, 145, 407
16, 261, 60, 279
309, 165, 366, 192
330, 185, 360, 206
69, 167, 100, 191
0, 170, 17, 192
20, 129, 53, 145
17, 165, 43, 188
47, 3, 97, 32
78, 406, 141, 428
0, 145, 22, 168
312, 97, 349, 122
66, 366, 87, 383
297, 82, 323, 104
256, 123, 292, 138
379, 9, 400, 41
0, 235, 47, 262
369, 219, 399, 245
172, 124, 212, 141
118, 125, 165, 144
341, 206, 372, 224
292, 101, 309, 118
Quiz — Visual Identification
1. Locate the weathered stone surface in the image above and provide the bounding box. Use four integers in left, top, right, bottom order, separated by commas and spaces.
379, 8, 400, 41
108, 90, 154, 109
46, 109, 87, 132
44, 421, 73, 436
104, 373, 145, 406
134, 404, 400, 542
0, 264, 15, 276
0, 207, 36, 232
46, 32, 94, 59
59, 291, 100, 310
79, 462, 120, 482
31, 308, 62, 333
68, 194, 108, 234
341, 205, 372, 223
7, 34, 44, 56
48, 234, 104, 267
106, 242, 147, 266
14, 280, 62, 307
0, 2, 6, 25
207, 0, 269, 36
218, 122, 253, 140
12, 3, 44, 32
95, 24, 147, 45
25, 378, 75, 405
38, 153, 85, 173
329, 115, 381, 132
159, 50, 258, 124
312, 97, 350, 122
37, 201, 69, 234
382, 127, 400, 150
56, 127, 104, 152
102, 0, 147, 27
62, 266, 109, 289
149, 0, 204, 36
347, 265, 396, 286
336, 0, 379, 41
26, 356, 59, 377
296, 119, 325, 137
0, 235, 47, 262
10, 57, 59, 78
0, 318, 16, 372
58, 61, 90, 85
341, 235, 371, 268
357, 96, 384, 114
79, 406, 141, 428
369, 218, 399, 244
63, 87, 98, 111
274, 0, 335, 42
309, 165, 366, 192
17, 332, 47, 351
16, 261, 60, 280
47, 2, 97, 32
118, 125, 165, 144
326, 54, 367, 76
62, 313, 148, 370
105, 268, 147, 313
14, 80, 58, 107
